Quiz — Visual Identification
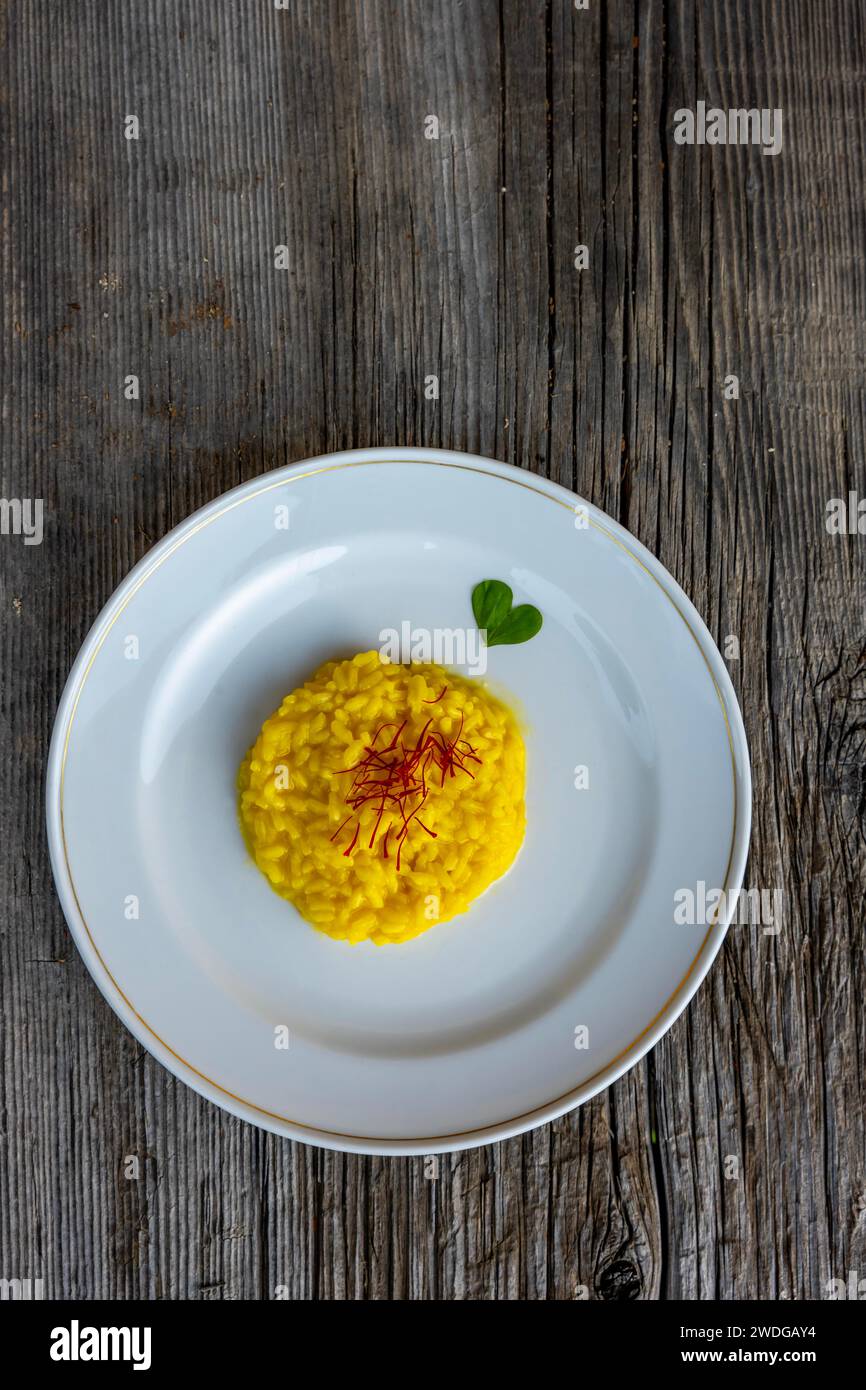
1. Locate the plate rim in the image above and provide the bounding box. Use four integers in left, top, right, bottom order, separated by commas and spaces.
46, 446, 752, 1154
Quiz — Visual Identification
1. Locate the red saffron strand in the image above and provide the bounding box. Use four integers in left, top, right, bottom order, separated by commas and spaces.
368, 797, 387, 849
334, 703, 481, 870
329, 814, 352, 843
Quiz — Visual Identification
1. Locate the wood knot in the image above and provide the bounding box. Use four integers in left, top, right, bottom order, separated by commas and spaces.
597, 1259, 642, 1301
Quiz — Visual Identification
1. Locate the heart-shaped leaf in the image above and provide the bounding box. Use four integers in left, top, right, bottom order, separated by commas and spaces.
484, 603, 543, 646
472, 579, 543, 648
472, 579, 513, 634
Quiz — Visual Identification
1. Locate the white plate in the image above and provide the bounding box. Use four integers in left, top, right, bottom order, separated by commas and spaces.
47, 448, 751, 1154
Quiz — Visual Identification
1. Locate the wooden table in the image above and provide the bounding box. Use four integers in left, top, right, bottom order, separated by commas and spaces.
2, 0, 864, 1300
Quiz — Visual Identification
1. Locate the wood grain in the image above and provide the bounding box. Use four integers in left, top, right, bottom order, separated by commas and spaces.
1, 0, 864, 1299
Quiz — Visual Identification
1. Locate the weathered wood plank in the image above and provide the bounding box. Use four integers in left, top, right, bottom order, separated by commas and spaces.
1, 0, 863, 1299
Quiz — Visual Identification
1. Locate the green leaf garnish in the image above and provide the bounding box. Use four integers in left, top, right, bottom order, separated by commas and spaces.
472, 579, 543, 648
485, 604, 543, 646
472, 579, 513, 633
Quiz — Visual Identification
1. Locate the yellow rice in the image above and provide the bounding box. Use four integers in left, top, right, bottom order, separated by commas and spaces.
238, 651, 525, 944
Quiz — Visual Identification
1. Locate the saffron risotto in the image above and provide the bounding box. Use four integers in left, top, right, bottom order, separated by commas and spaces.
238, 651, 526, 944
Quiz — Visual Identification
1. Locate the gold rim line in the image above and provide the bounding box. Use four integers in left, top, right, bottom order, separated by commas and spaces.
56, 455, 743, 1148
